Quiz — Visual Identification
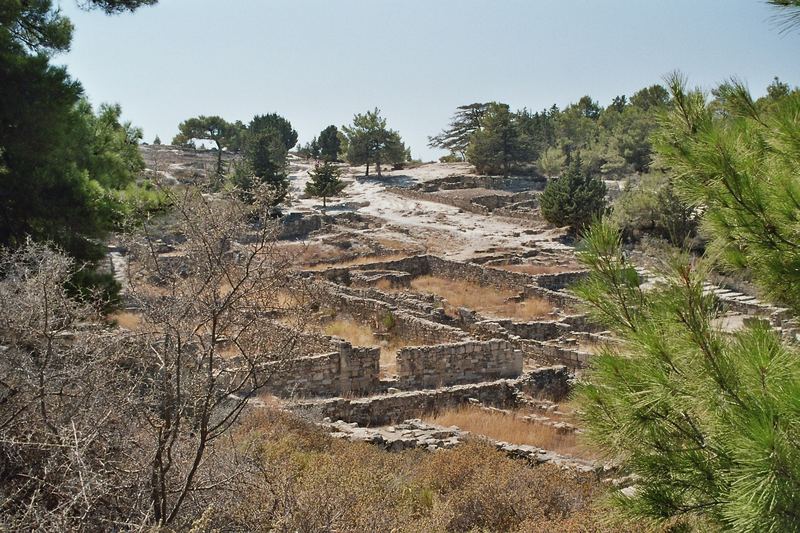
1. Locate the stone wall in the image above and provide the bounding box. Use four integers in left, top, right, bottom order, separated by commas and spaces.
522, 340, 590, 367
411, 175, 547, 193
317, 255, 431, 284
427, 255, 539, 292
316, 254, 572, 297
277, 212, 329, 240
258, 321, 340, 357
320, 281, 468, 345
471, 191, 537, 210
513, 366, 572, 400
523, 285, 582, 309
390, 188, 494, 216
534, 271, 589, 291
227, 340, 380, 398
481, 319, 570, 341
396, 339, 522, 389
289, 366, 570, 426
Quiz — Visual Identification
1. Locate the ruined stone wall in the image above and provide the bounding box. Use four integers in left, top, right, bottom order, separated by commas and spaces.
522, 340, 590, 367
320, 282, 468, 345
390, 188, 491, 215
533, 271, 589, 291
512, 365, 571, 399
393, 313, 469, 345
387, 188, 539, 221
316, 255, 581, 299
292, 380, 517, 425
317, 255, 431, 284
396, 339, 522, 389
487, 319, 571, 341
523, 285, 582, 309
413, 175, 547, 193
471, 192, 537, 210
289, 366, 570, 426
228, 341, 380, 398
259, 321, 340, 357
277, 213, 329, 240
426, 256, 538, 292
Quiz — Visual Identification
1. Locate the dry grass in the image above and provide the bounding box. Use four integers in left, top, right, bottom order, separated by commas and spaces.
323, 318, 410, 377
494, 263, 582, 275
109, 311, 142, 331
372, 236, 422, 253
425, 405, 596, 460
276, 242, 349, 267
408, 276, 554, 320
324, 319, 378, 347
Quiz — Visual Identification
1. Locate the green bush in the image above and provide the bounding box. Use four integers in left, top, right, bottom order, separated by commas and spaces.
539, 153, 606, 233
611, 172, 698, 247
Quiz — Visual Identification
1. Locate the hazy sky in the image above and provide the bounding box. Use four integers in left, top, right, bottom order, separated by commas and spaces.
57, 0, 799, 160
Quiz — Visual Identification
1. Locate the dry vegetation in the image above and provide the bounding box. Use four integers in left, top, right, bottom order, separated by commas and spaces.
274, 242, 346, 266
109, 310, 142, 330
409, 275, 554, 320
425, 406, 597, 460
202, 409, 646, 533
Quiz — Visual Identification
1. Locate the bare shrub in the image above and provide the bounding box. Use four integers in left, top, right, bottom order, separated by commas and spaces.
0, 242, 143, 530
121, 187, 310, 525
0, 186, 309, 529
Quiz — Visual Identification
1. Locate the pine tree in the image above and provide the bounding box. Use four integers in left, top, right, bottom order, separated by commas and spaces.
305, 162, 346, 207
539, 153, 606, 232
318, 125, 341, 162
428, 103, 489, 158
173, 115, 234, 187
343, 108, 407, 177
573, 77, 800, 532
232, 116, 293, 206
466, 103, 531, 177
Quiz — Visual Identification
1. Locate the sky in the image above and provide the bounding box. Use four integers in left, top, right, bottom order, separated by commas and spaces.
57, 0, 799, 161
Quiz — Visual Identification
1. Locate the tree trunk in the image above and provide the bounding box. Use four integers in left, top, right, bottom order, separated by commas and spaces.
323, 196, 327, 208
214, 141, 223, 189
365, 162, 370, 177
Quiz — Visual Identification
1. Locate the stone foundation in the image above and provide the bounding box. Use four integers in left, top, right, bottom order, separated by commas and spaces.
289, 366, 570, 426
224, 340, 380, 398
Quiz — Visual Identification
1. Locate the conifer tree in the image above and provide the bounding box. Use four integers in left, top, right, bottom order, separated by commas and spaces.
343, 108, 407, 177
318, 125, 341, 162
539, 153, 606, 232
466, 103, 530, 177
573, 76, 800, 532
428, 103, 489, 158
305, 162, 346, 207
173, 115, 233, 186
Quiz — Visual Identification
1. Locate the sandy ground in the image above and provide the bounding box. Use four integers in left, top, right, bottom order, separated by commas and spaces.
287, 158, 568, 260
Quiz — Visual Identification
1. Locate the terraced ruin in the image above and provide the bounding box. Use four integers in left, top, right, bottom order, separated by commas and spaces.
113, 146, 795, 476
